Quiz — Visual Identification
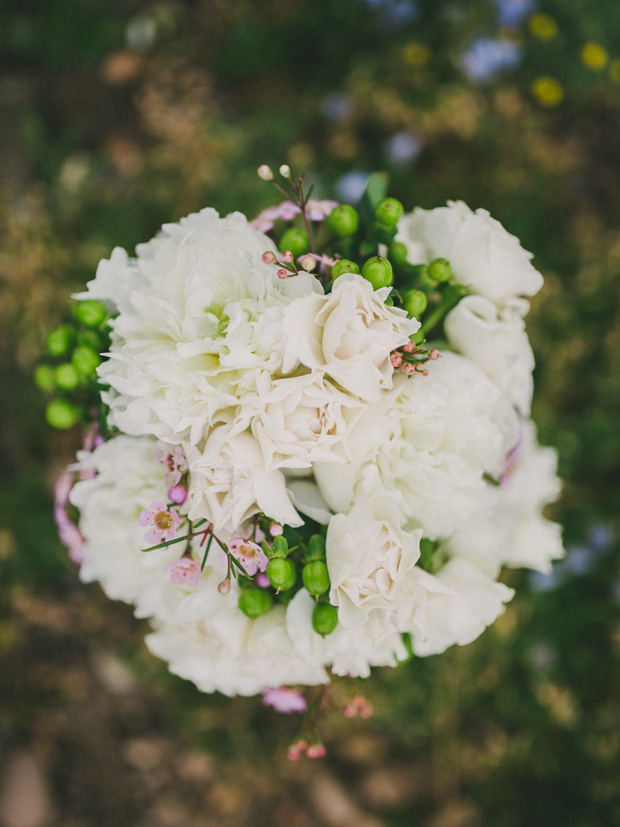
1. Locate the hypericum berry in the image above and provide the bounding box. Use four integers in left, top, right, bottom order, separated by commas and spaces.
361, 256, 393, 289
312, 602, 338, 636
372, 221, 397, 245
403, 289, 428, 318
72, 345, 101, 377
46, 325, 75, 357
374, 197, 404, 227
428, 257, 452, 282
238, 588, 273, 619
306, 534, 326, 561
280, 227, 309, 258
34, 363, 56, 392
77, 329, 104, 351
303, 560, 330, 596
331, 259, 360, 279
327, 204, 359, 237
72, 299, 107, 328
388, 241, 410, 266
54, 363, 80, 390
266, 557, 297, 592
45, 399, 80, 429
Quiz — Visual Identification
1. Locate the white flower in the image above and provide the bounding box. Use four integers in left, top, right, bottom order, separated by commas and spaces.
315, 352, 520, 540
445, 294, 535, 414
285, 590, 407, 679
146, 572, 328, 696
69, 436, 207, 623
282, 273, 420, 401
326, 468, 422, 628
397, 201, 544, 304
252, 371, 365, 470
80, 208, 323, 446
401, 558, 515, 656
184, 427, 302, 535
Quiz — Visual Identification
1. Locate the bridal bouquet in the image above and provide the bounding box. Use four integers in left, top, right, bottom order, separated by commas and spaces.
42, 166, 563, 754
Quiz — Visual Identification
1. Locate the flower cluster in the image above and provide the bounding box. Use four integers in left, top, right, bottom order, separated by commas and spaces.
51, 167, 563, 752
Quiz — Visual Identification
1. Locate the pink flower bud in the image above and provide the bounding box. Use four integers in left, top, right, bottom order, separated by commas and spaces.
277, 269, 288, 280
256, 572, 270, 588
429, 348, 440, 360
218, 578, 231, 594
402, 341, 415, 352
299, 254, 316, 272
344, 704, 357, 718
402, 363, 416, 375
167, 484, 187, 504
306, 744, 326, 759
281, 250, 294, 263
262, 250, 277, 264
258, 164, 274, 181
390, 353, 403, 367
269, 523, 284, 537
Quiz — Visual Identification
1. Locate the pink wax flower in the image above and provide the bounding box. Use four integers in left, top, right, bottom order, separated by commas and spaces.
139, 501, 180, 544
251, 201, 301, 233
53, 469, 84, 564
228, 538, 268, 575
156, 445, 188, 487
164, 557, 201, 587
306, 198, 339, 221
263, 687, 307, 714
167, 484, 187, 504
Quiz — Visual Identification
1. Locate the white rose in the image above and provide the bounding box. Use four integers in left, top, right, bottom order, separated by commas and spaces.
185, 427, 302, 535
282, 273, 419, 401
252, 371, 365, 470
445, 295, 535, 414
397, 201, 544, 304
315, 353, 520, 540
326, 468, 422, 628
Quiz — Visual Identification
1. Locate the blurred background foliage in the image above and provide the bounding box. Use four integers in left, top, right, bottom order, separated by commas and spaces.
1, 1, 620, 825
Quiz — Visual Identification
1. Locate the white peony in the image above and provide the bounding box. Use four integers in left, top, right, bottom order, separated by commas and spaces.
146, 571, 328, 696
282, 273, 420, 401
326, 467, 422, 628
80, 208, 323, 446
184, 427, 302, 537
315, 352, 520, 540
252, 371, 365, 470
445, 295, 535, 415
397, 201, 544, 304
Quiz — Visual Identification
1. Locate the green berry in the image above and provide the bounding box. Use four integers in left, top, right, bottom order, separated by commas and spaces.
34, 364, 56, 393
327, 204, 359, 237
306, 534, 326, 561
46, 325, 75, 357
372, 221, 397, 245
55, 363, 81, 390
312, 603, 338, 636
302, 560, 330, 596
72, 346, 100, 377
77, 329, 104, 351
389, 241, 410, 267
238, 588, 273, 619
374, 197, 404, 227
266, 558, 297, 591
403, 289, 428, 318
279, 227, 309, 259
331, 259, 360, 279
428, 257, 452, 282
72, 299, 107, 328
46, 399, 80, 429
271, 535, 289, 558
361, 256, 393, 289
